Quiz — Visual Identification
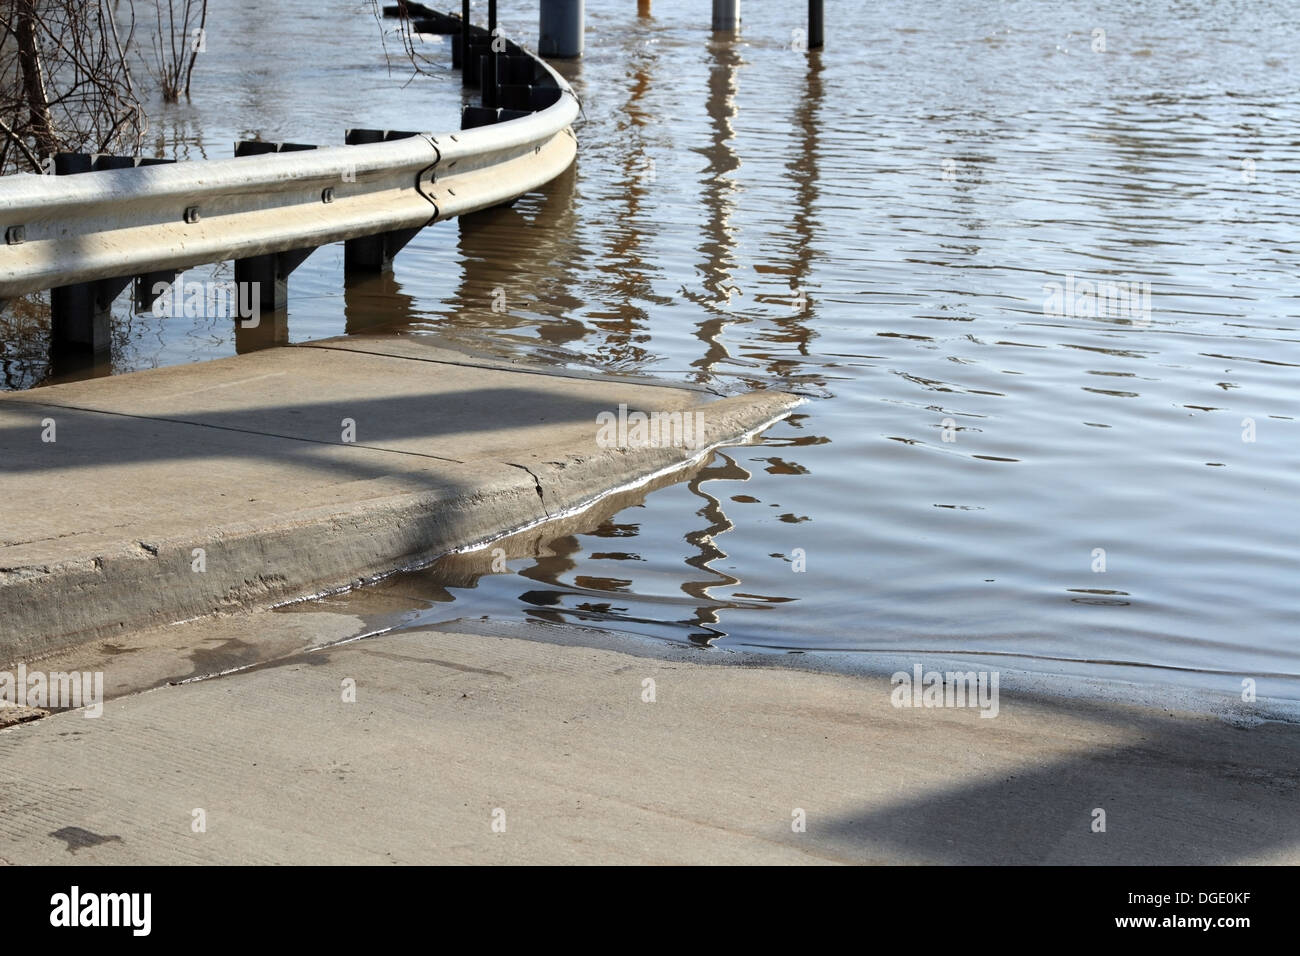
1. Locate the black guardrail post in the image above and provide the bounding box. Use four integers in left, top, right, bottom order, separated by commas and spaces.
382, 2, 437, 16
128, 157, 182, 315
232, 141, 322, 341
461, 106, 500, 129
49, 153, 176, 353
382, 1, 462, 33
233, 141, 317, 157
341, 130, 426, 273
482, 53, 551, 117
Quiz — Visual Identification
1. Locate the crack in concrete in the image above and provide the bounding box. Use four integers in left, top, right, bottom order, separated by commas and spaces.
506, 462, 549, 517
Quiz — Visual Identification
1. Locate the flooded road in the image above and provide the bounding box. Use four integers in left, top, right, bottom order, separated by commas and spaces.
5, 1, 1298, 698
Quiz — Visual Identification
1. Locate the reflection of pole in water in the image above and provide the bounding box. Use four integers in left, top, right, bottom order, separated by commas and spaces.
761, 48, 824, 379
587, 26, 667, 370
678, 450, 750, 639
689, 36, 742, 384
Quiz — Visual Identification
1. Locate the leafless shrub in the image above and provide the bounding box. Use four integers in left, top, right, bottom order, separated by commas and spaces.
0, 0, 145, 173
144, 0, 208, 102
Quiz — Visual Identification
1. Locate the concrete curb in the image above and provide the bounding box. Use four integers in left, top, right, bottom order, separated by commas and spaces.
0, 345, 799, 663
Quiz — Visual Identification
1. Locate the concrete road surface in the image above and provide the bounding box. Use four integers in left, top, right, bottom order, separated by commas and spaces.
2, 618, 1296, 865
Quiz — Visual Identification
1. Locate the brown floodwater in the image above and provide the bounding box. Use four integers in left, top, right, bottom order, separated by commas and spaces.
4, 1, 1298, 700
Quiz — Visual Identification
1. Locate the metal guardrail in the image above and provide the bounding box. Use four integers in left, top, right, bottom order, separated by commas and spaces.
0, 13, 578, 327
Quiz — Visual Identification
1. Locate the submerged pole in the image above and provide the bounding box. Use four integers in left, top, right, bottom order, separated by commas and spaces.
712, 0, 739, 32
539, 0, 584, 58
809, 0, 823, 48
485, 0, 499, 107
461, 0, 471, 86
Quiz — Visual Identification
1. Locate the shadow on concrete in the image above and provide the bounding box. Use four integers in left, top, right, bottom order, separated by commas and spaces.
0, 385, 626, 477
803, 692, 1300, 864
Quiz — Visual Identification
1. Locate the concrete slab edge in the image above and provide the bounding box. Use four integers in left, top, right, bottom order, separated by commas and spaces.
1, 390, 801, 664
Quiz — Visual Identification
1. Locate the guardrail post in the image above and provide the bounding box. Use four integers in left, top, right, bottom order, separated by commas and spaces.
539, 0, 583, 58
496, 83, 563, 112
382, 2, 463, 32
454, 26, 491, 71
49, 153, 175, 353
133, 271, 179, 315
342, 130, 426, 272
232, 141, 322, 323
233, 140, 317, 157
461, 106, 500, 129
488, 53, 538, 105
711, 0, 739, 32
809, 0, 823, 48
382, 1, 436, 15
232, 245, 312, 357
480, 49, 497, 106
468, 35, 494, 87
50, 280, 128, 353
412, 11, 461, 32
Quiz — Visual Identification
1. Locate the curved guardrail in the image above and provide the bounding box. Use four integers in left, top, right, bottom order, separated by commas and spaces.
0, 16, 578, 308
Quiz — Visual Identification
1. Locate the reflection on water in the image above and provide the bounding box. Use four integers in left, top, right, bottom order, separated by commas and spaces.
279, 447, 800, 649
7, 1, 1300, 696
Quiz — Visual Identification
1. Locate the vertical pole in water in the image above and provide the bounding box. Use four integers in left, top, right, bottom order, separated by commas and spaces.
809, 0, 823, 48
539, 0, 583, 58
712, 0, 739, 32
638, 0, 651, 16
484, 0, 498, 108
461, 0, 471, 86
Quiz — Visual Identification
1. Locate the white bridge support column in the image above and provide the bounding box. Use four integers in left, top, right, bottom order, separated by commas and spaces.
539, 0, 583, 58
712, 0, 739, 32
